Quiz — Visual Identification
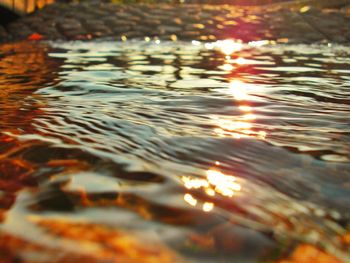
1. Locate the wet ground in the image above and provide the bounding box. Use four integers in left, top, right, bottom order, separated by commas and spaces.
0, 39, 349, 262
1, 1, 350, 43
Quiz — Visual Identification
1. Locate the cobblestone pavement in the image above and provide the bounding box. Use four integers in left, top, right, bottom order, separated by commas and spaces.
1, 1, 350, 43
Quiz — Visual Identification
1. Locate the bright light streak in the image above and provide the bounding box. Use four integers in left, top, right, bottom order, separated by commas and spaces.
233, 57, 248, 65
238, 105, 252, 112
248, 40, 270, 47
184, 193, 197, 206
242, 113, 256, 120
216, 40, 243, 55
229, 80, 249, 101
217, 119, 253, 131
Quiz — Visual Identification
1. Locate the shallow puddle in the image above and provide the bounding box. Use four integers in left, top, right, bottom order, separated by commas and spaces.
0, 40, 349, 262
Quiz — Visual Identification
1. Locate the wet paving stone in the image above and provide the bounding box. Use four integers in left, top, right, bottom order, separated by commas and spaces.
301, 9, 350, 43
1, 2, 350, 43
6, 22, 34, 39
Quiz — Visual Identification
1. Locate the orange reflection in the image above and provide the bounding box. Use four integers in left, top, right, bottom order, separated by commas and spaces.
6, 218, 181, 262
279, 244, 341, 263
0, 42, 61, 221
182, 168, 242, 212
0, 42, 60, 134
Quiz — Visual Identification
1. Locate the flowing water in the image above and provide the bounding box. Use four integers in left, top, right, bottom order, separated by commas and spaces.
0, 40, 349, 262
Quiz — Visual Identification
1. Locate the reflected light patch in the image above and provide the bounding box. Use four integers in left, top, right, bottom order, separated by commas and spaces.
170, 34, 177, 41
258, 130, 267, 139
219, 63, 234, 71
204, 43, 215, 50
184, 193, 197, 206
233, 57, 248, 65
242, 113, 256, 120
238, 105, 252, 112
214, 121, 266, 140
215, 79, 267, 140
182, 176, 209, 189
181, 169, 242, 204
203, 202, 214, 212
206, 170, 241, 197
300, 5, 311, 13
228, 80, 249, 101
217, 119, 253, 131
205, 188, 216, 196
216, 40, 243, 56
248, 40, 270, 47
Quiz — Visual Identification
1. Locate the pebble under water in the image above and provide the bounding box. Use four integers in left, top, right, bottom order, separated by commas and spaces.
0, 40, 349, 262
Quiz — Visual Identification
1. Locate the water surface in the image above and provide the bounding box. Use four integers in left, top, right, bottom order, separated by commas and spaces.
0, 40, 349, 262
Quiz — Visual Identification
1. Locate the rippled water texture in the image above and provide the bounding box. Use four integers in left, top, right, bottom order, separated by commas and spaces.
0, 40, 349, 262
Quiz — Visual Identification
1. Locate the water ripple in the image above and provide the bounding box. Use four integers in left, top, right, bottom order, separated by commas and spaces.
0, 41, 349, 262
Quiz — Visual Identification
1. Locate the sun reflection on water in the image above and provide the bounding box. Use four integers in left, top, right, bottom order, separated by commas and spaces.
213, 79, 267, 140
231, 57, 249, 65
182, 168, 242, 212
199, 39, 268, 140
184, 193, 197, 207
215, 40, 244, 56
206, 170, 241, 197
228, 80, 250, 101
219, 63, 235, 71
202, 202, 214, 212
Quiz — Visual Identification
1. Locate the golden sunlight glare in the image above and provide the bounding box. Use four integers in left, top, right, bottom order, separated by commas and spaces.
229, 80, 249, 101
184, 193, 197, 206
216, 40, 243, 56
